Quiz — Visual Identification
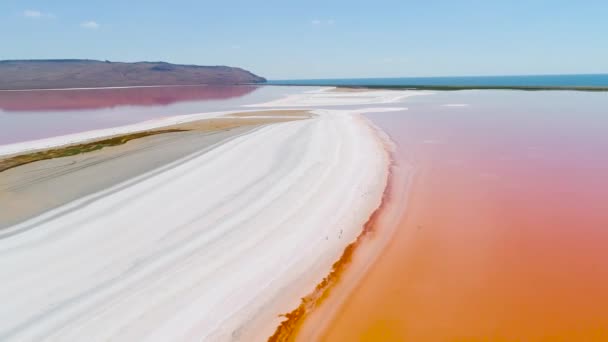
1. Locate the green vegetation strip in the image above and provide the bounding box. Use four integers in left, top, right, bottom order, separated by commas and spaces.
0, 129, 186, 173
343, 85, 608, 92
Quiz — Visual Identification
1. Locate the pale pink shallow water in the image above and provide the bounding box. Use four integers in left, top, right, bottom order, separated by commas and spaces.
0, 85, 309, 144
303, 90, 608, 341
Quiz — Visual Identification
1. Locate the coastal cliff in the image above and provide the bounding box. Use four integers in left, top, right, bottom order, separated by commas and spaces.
0, 60, 266, 90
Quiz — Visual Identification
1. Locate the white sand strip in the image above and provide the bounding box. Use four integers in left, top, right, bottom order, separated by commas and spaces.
0, 109, 270, 157
0, 109, 389, 341
245, 87, 432, 107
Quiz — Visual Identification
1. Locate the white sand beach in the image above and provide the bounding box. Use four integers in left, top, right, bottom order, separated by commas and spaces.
0, 88, 428, 341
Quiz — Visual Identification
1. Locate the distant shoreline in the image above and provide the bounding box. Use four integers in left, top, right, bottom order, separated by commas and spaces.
264, 83, 608, 92
355, 85, 608, 91
5, 83, 608, 92
265, 73, 608, 91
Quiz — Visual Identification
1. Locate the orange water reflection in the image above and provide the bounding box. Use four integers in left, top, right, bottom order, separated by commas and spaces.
316, 91, 608, 341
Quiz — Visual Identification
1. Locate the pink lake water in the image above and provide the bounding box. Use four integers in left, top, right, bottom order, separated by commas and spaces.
0, 85, 309, 145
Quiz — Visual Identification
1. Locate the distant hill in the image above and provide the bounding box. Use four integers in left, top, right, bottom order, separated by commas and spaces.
0, 60, 266, 90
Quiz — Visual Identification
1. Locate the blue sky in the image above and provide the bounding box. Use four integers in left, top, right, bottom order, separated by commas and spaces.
1, 0, 607, 79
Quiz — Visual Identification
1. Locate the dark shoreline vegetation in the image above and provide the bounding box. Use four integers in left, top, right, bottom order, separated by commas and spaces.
265, 73, 608, 91
266, 83, 608, 92
0, 114, 308, 174
355, 85, 608, 91
0, 129, 185, 173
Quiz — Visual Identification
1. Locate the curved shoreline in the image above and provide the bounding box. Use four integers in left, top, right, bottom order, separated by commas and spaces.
0, 108, 390, 341
267, 116, 412, 341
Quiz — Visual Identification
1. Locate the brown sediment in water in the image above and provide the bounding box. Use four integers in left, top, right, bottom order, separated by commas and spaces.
0, 129, 186, 173
267, 152, 399, 342
159, 110, 311, 131
0, 110, 312, 228
227, 110, 311, 118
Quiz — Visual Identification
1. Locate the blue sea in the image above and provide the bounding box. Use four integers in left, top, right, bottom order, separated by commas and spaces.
267, 74, 608, 87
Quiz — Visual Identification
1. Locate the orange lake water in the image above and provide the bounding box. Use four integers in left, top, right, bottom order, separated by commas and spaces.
2, 87, 607, 341
306, 90, 608, 341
